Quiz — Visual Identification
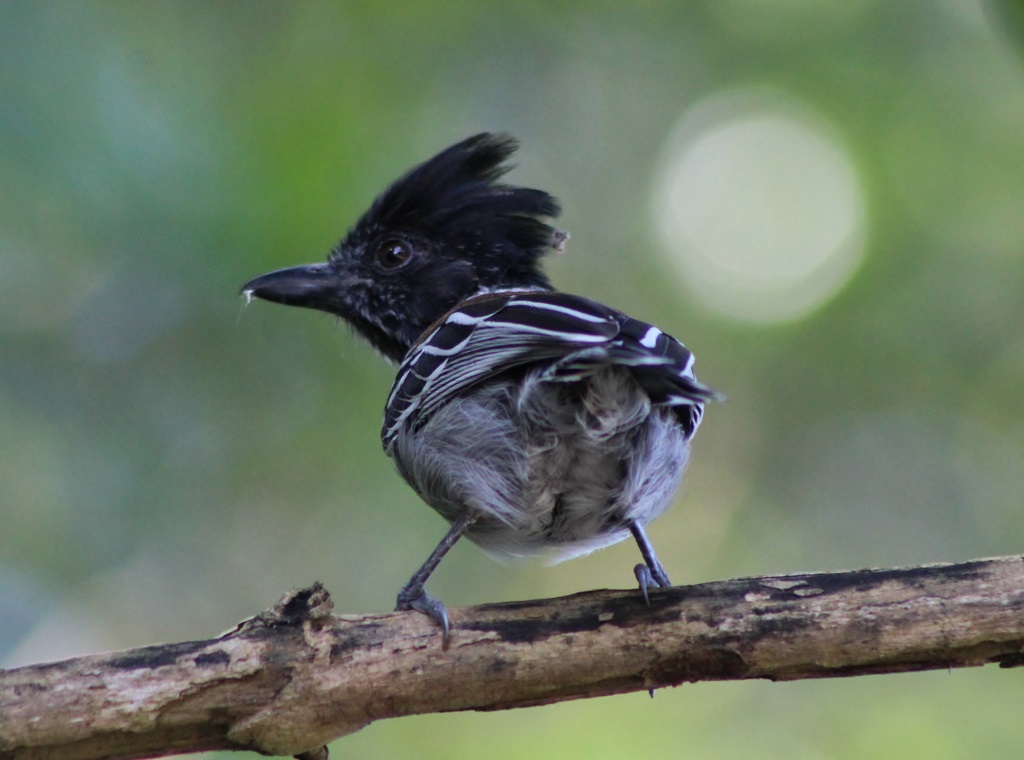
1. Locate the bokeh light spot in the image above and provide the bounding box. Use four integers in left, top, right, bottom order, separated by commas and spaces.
652, 89, 867, 323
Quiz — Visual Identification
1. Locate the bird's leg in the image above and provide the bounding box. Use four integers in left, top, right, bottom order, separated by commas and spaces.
628, 520, 671, 606
395, 511, 477, 647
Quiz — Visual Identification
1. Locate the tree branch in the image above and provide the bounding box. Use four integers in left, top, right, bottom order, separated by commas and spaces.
3, 555, 1023, 760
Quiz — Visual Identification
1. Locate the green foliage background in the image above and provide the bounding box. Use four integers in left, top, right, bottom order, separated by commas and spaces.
2, 2, 1024, 758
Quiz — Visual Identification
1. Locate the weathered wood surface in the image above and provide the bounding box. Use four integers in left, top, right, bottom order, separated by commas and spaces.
3, 556, 1023, 760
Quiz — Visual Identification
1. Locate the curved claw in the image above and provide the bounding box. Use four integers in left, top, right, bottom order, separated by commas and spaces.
634, 563, 658, 607
396, 587, 451, 648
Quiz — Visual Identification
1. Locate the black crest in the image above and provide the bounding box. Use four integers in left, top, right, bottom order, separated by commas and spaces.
344, 133, 562, 289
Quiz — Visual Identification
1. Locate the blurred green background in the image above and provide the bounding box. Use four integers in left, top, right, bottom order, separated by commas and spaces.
3, 1, 1024, 758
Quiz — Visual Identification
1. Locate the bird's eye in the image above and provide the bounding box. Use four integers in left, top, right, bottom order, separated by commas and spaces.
375, 239, 413, 270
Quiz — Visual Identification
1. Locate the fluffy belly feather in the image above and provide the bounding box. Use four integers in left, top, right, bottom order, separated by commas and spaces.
390, 366, 690, 562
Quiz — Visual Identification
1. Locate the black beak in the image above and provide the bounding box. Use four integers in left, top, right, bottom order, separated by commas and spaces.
240, 264, 340, 313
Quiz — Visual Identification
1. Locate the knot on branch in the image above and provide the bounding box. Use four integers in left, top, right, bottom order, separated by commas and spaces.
232, 583, 335, 636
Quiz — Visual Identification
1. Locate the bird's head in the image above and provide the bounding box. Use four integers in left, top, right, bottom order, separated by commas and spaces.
241, 133, 562, 362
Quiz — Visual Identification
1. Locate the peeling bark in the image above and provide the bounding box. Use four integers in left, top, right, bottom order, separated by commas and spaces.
3, 556, 1023, 760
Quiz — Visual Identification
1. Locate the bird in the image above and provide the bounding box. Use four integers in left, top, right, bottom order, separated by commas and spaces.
241, 133, 717, 644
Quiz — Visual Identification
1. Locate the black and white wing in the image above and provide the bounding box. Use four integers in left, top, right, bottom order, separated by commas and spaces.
382, 291, 716, 450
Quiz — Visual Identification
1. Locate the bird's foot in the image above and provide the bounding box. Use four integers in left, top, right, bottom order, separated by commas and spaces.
396, 585, 451, 648
634, 562, 671, 699
633, 562, 671, 607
